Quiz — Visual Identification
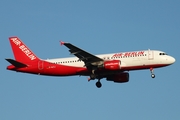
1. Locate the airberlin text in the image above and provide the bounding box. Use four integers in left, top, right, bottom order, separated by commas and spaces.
10, 38, 36, 60
112, 51, 144, 58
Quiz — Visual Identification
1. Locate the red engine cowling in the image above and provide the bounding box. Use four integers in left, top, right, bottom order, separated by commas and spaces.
106, 72, 129, 83
103, 60, 121, 70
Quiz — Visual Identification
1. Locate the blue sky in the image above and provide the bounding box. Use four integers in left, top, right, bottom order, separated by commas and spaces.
0, 0, 180, 120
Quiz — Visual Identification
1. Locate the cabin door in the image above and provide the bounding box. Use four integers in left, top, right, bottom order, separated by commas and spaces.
148, 50, 154, 60
38, 61, 44, 70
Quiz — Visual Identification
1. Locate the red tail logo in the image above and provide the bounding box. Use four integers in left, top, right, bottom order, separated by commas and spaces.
9, 37, 39, 62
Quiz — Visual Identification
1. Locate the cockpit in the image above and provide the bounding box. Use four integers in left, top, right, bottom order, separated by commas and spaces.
159, 53, 168, 55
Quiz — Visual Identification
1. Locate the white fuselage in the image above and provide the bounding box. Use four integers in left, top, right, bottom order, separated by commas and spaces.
45, 50, 175, 70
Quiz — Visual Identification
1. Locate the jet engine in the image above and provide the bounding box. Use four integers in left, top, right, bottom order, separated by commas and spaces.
103, 60, 121, 70
106, 72, 129, 83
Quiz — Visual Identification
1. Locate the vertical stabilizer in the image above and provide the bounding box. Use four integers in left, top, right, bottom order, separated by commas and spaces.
9, 37, 40, 63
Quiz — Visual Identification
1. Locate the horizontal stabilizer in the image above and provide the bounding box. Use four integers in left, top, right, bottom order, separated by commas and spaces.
5, 59, 27, 68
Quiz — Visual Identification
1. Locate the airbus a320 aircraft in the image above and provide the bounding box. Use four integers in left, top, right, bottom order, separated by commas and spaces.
6, 37, 175, 88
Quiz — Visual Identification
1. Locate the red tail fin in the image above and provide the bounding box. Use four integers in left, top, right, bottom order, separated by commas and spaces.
9, 37, 40, 63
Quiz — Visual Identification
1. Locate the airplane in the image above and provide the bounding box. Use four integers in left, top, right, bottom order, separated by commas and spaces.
6, 37, 175, 88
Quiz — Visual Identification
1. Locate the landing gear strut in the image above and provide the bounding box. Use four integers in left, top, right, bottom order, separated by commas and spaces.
150, 68, 155, 78
89, 69, 102, 88
96, 80, 102, 88
90, 74, 96, 80
90, 69, 96, 80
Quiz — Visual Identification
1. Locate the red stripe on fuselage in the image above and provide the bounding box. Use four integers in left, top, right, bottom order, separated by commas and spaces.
7, 60, 170, 76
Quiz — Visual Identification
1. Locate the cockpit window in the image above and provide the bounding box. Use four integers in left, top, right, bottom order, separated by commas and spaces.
159, 53, 168, 55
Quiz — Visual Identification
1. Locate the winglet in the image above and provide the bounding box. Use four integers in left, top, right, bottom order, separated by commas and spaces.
60, 41, 65, 46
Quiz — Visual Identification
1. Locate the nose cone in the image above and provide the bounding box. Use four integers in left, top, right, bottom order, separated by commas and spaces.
169, 56, 176, 64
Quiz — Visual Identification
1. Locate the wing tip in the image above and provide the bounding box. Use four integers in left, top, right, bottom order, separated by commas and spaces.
60, 41, 65, 46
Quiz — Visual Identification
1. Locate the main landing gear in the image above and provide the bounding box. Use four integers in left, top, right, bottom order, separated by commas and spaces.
150, 68, 155, 78
96, 80, 102, 88
89, 78, 102, 88
89, 69, 102, 88
90, 69, 96, 80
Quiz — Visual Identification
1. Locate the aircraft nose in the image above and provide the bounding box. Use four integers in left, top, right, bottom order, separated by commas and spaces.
169, 56, 176, 64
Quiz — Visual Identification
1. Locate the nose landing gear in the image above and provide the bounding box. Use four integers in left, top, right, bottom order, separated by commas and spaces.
150, 68, 155, 78
151, 74, 155, 78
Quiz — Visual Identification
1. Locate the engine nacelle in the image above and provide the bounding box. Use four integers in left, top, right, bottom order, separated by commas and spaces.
106, 72, 129, 83
103, 60, 121, 70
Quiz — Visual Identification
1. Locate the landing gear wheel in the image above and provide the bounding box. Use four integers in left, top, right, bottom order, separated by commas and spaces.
96, 81, 102, 88
151, 74, 155, 78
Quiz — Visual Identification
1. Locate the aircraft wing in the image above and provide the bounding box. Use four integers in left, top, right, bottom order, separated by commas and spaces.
61, 41, 103, 66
